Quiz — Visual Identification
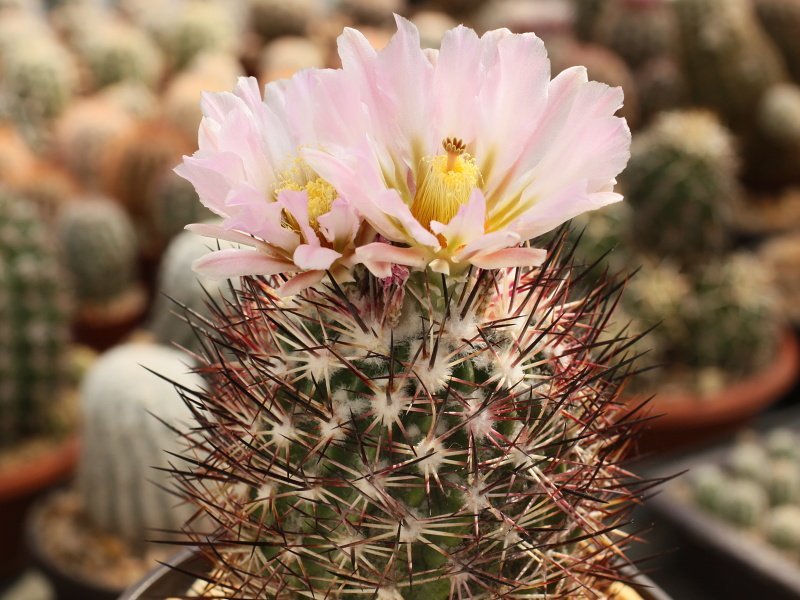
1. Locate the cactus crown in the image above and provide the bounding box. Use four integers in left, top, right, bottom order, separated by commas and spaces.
0, 190, 71, 447
170, 235, 648, 598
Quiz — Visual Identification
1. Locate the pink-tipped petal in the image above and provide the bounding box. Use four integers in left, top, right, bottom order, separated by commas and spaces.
293, 244, 342, 271
193, 248, 294, 279
355, 242, 429, 278
469, 246, 547, 270
276, 270, 327, 297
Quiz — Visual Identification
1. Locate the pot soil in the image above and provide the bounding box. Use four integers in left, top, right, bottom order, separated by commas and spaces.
26, 489, 174, 600
628, 329, 799, 455
0, 435, 79, 579
120, 549, 673, 600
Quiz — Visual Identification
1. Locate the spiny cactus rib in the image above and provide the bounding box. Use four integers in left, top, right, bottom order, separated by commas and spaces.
166, 234, 652, 598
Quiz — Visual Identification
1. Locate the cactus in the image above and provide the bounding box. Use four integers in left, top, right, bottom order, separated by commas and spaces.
248, 0, 319, 41
635, 57, 689, 123
103, 121, 193, 219
54, 96, 136, 189
691, 464, 728, 513
157, 0, 237, 71
622, 110, 738, 268
572, 0, 604, 41
762, 459, 800, 506
145, 228, 231, 351
0, 190, 72, 447
411, 11, 457, 50
168, 235, 647, 598
0, 125, 36, 187
0, 35, 78, 126
99, 80, 159, 120
746, 83, 800, 188
58, 198, 145, 325
729, 438, 771, 481
145, 171, 215, 255
12, 161, 79, 227
593, 0, 678, 70
74, 20, 164, 90
339, 0, 404, 26
77, 343, 201, 548
766, 506, 800, 553
766, 428, 800, 460
719, 479, 769, 528
755, 0, 800, 83
259, 36, 325, 83
674, 0, 787, 131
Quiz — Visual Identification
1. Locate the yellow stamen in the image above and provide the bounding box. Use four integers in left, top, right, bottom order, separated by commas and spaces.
411, 138, 480, 234
275, 158, 337, 234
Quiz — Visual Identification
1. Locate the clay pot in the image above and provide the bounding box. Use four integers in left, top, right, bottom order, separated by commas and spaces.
630, 330, 800, 454
0, 436, 79, 579
120, 548, 673, 600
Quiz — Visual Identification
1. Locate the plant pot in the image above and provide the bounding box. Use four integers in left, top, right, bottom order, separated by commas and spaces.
0, 436, 79, 580
26, 489, 173, 600
628, 329, 800, 454
120, 548, 673, 600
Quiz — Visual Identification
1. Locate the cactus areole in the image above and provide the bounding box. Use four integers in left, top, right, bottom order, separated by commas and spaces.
168, 17, 652, 599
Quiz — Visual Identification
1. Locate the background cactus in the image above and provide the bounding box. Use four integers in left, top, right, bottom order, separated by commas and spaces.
338, 0, 404, 25
674, 0, 787, 131
622, 110, 739, 268
155, 0, 237, 71
635, 57, 689, 123
248, 0, 319, 41
170, 239, 646, 597
754, 0, 800, 83
766, 506, 800, 553
145, 228, 231, 352
746, 83, 800, 188
58, 198, 145, 325
77, 342, 201, 548
259, 36, 325, 83
0, 190, 72, 447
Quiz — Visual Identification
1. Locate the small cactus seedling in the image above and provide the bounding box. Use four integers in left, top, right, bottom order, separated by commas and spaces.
718, 479, 769, 529
78, 342, 202, 548
729, 439, 771, 481
0, 190, 72, 447
58, 198, 146, 328
623, 110, 739, 268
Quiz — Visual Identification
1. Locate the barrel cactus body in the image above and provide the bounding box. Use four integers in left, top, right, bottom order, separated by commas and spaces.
747, 83, 800, 188
77, 343, 201, 547
171, 249, 644, 597
755, 0, 800, 83
59, 198, 145, 324
339, 0, 404, 26
675, 0, 787, 131
248, 0, 319, 40
146, 172, 215, 254
157, 0, 237, 71
594, 0, 678, 69
719, 479, 769, 528
766, 506, 800, 553
623, 110, 738, 268
0, 191, 72, 447
75, 20, 164, 90
146, 228, 230, 351
635, 57, 689, 123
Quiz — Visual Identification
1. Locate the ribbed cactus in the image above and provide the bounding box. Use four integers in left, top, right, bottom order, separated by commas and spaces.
58, 198, 145, 324
719, 480, 769, 528
77, 343, 201, 548
146, 228, 231, 351
623, 110, 738, 267
755, 0, 800, 83
145, 171, 215, 255
248, 0, 319, 40
54, 96, 136, 189
593, 0, 678, 70
169, 239, 646, 597
0, 190, 72, 447
74, 20, 164, 90
635, 57, 689, 123
157, 0, 237, 71
746, 83, 800, 188
674, 0, 787, 130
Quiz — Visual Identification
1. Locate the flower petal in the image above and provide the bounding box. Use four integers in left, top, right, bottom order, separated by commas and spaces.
193, 248, 295, 279
469, 246, 547, 270
276, 270, 327, 297
355, 242, 429, 278
293, 244, 342, 271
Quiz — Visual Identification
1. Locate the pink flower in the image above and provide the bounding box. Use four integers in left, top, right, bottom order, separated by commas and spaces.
303, 17, 631, 277
175, 75, 370, 296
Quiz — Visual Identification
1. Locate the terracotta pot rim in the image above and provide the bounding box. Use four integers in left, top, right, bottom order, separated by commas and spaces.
627, 329, 799, 430
0, 436, 80, 501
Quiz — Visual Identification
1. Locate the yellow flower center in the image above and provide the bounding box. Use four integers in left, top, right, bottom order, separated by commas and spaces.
411, 138, 480, 233
275, 159, 337, 233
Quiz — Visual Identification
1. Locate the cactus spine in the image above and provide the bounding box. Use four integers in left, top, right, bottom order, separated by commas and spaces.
0, 191, 72, 447
170, 239, 645, 598
78, 343, 201, 547
623, 110, 738, 267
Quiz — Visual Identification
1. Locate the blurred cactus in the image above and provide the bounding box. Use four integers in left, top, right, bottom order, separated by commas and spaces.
674, 0, 787, 130
766, 506, 800, 553
691, 464, 728, 512
760, 233, 800, 325
156, 0, 237, 71
12, 161, 79, 227
593, 0, 678, 69
58, 198, 145, 325
259, 36, 325, 82
762, 459, 800, 506
572, 0, 604, 41
0, 191, 72, 447
746, 83, 800, 188
77, 343, 201, 547
248, 0, 319, 40
55, 96, 136, 189
339, 0, 403, 25
729, 438, 770, 480
146, 171, 215, 254
99, 80, 159, 119
623, 110, 738, 267
635, 57, 689, 123
411, 11, 457, 50
755, 0, 800, 83
0, 125, 36, 187
74, 19, 164, 90
719, 479, 769, 528
146, 229, 231, 351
